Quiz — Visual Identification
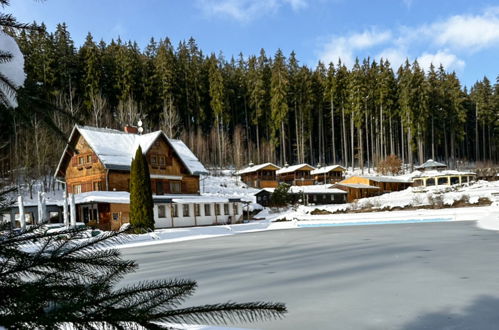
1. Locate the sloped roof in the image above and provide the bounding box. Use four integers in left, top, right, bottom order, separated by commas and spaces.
237, 162, 281, 175
415, 159, 447, 170
276, 164, 316, 175
363, 176, 412, 183
55, 125, 207, 177
311, 165, 346, 175
168, 138, 208, 175
289, 184, 346, 194
335, 183, 380, 189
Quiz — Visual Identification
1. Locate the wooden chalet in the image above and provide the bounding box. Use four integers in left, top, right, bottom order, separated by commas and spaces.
55, 125, 242, 230
336, 176, 412, 202
276, 164, 315, 186
311, 165, 346, 184
237, 162, 280, 188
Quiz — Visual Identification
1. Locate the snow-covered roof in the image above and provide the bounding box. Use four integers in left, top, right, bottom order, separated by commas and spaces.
237, 162, 281, 175
363, 176, 412, 183
55, 125, 207, 176
74, 191, 130, 204
255, 185, 346, 195
311, 165, 346, 175
415, 159, 447, 170
335, 183, 380, 189
289, 184, 346, 194
168, 139, 208, 175
276, 164, 315, 175
72, 191, 240, 205
412, 170, 476, 179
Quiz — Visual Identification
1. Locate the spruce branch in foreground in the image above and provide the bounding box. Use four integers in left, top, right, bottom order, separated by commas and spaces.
0, 224, 287, 329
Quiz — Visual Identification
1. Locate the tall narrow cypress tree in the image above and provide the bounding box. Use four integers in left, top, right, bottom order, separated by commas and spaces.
129, 146, 154, 231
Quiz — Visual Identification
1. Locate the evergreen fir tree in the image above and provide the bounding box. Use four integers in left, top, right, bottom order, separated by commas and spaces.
0, 222, 286, 329
129, 146, 154, 232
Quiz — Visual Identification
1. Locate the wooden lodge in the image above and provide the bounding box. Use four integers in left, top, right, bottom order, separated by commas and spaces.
54, 125, 242, 230
311, 165, 346, 184
336, 176, 412, 202
237, 162, 280, 188
276, 164, 315, 186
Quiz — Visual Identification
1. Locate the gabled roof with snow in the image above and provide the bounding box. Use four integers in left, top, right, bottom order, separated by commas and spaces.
415, 159, 447, 170
55, 125, 207, 177
276, 164, 316, 175
311, 165, 346, 175
168, 139, 208, 175
236, 162, 281, 175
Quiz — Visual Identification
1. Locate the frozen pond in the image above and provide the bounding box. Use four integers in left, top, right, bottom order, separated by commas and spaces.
122, 221, 499, 329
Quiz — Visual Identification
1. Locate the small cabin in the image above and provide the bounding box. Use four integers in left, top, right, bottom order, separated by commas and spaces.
334, 182, 380, 203
412, 171, 476, 187
237, 162, 280, 188
255, 184, 347, 206
311, 165, 346, 184
336, 176, 412, 202
276, 164, 315, 186
288, 185, 347, 205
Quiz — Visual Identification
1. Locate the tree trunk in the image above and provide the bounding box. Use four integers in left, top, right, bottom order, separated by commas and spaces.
331, 96, 336, 163
350, 115, 354, 170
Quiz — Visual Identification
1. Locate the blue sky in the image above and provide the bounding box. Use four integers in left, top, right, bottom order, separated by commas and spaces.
8, 0, 499, 87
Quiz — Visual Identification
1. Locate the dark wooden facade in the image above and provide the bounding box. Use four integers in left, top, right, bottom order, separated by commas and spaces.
61, 133, 200, 196
277, 165, 315, 186
239, 164, 280, 188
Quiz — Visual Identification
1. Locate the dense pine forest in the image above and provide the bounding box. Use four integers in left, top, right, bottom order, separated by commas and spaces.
3, 22, 499, 185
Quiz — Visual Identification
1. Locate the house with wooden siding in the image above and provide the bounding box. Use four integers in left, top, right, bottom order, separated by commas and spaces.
311, 165, 346, 184
336, 175, 412, 202
54, 125, 242, 230
276, 164, 315, 186
237, 162, 280, 188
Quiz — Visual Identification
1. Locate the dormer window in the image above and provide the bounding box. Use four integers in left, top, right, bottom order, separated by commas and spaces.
87, 155, 92, 163
151, 155, 157, 165
78, 156, 84, 165
159, 155, 166, 166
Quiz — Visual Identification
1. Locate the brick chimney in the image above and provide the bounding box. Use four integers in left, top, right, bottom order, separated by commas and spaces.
124, 125, 138, 134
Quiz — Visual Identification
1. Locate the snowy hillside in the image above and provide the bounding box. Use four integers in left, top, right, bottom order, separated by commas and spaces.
285, 180, 499, 218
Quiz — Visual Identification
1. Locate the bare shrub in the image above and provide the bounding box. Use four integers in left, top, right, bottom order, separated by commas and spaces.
376, 154, 402, 175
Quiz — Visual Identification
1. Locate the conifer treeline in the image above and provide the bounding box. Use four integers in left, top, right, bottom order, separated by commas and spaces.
6, 23, 499, 182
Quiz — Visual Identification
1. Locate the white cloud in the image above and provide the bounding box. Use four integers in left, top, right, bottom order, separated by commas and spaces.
197, 0, 308, 22
376, 47, 408, 69
423, 8, 499, 51
318, 29, 391, 67
316, 7, 499, 71
417, 50, 465, 72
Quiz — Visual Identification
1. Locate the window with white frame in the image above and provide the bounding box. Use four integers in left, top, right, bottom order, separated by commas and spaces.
195, 204, 201, 216
215, 204, 220, 215
172, 204, 178, 217
224, 203, 229, 215
183, 204, 190, 217
233, 203, 239, 215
